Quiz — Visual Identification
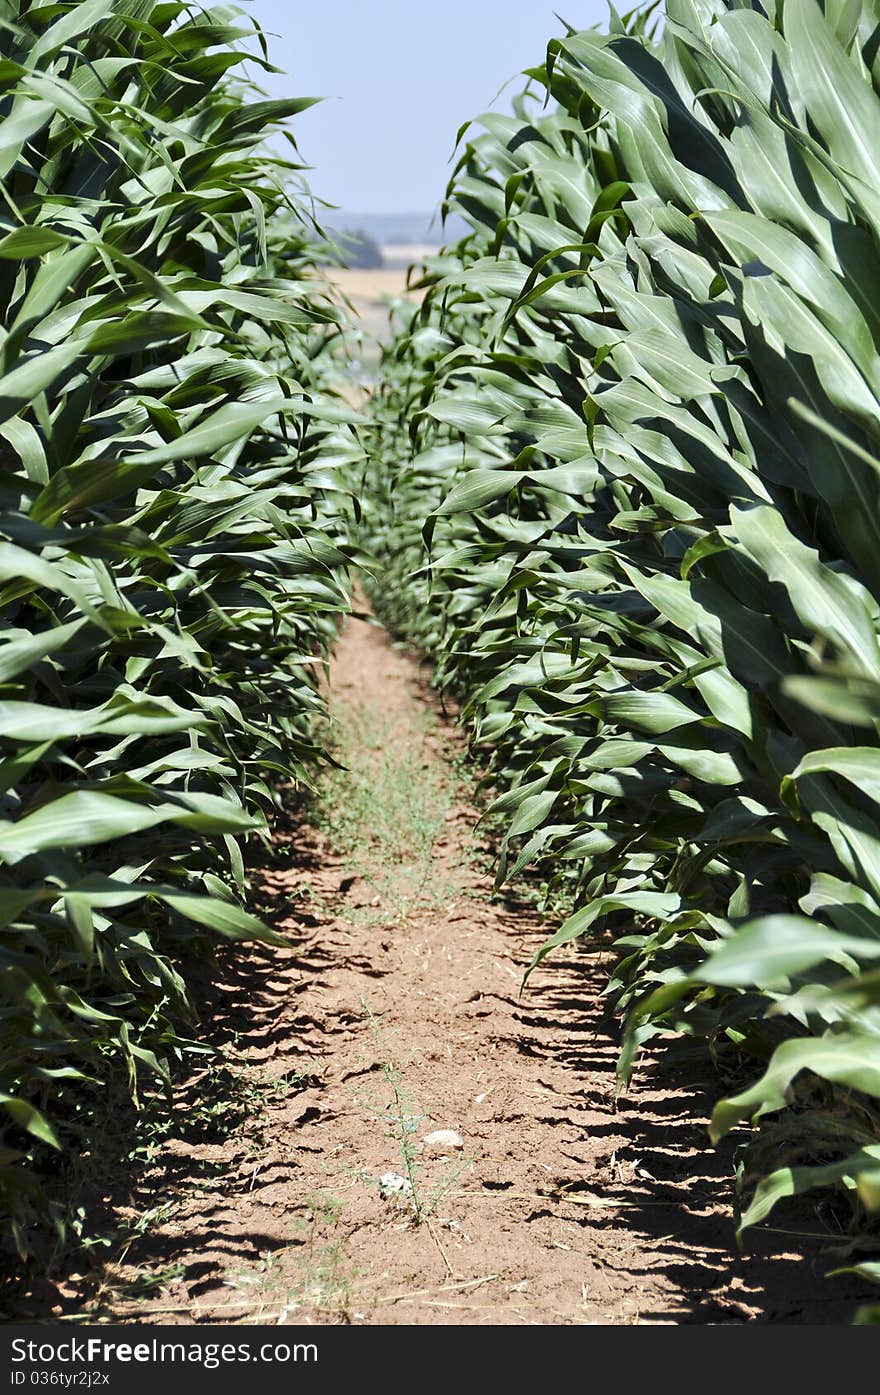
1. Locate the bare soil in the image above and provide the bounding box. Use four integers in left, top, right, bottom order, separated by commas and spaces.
34, 608, 870, 1326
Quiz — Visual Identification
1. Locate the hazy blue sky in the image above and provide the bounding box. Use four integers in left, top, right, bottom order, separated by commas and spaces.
243, 1, 609, 215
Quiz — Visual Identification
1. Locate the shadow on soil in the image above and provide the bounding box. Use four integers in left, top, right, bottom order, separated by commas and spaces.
4, 808, 876, 1324
514, 937, 873, 1324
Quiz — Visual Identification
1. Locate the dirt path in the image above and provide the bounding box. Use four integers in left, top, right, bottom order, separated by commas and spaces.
69, 610, 865, 1326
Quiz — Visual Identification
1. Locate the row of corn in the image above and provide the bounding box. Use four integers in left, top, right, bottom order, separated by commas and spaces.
368, 0, 880, 1296
0, 0, 360, 1255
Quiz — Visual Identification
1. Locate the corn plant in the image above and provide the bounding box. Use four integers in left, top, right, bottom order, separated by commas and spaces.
0, 0, 360, 1253
368, 0, 880, 1290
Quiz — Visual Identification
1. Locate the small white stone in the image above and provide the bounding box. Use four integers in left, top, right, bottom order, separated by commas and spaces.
421, 1129, 465, 1155
378, 1171, 414, 1199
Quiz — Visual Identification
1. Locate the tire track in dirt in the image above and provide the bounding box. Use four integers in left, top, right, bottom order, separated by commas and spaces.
77, 609, 866, 1325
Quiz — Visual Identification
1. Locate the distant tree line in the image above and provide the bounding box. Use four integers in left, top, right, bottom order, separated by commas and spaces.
338, 229, 384, 268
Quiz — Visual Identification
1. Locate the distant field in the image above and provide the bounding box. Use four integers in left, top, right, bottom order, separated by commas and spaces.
380, 242, 441, 268
325, 266, 425, 384
327, 266, 423, 313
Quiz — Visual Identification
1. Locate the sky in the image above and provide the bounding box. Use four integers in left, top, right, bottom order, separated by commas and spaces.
242, 0, 609, 216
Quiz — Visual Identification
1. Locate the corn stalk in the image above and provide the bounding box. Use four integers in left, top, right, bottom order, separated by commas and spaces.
368, 0, 880, 1285
0, 0, 360, 1252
